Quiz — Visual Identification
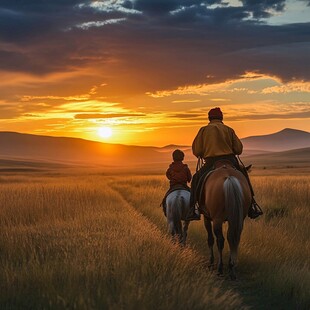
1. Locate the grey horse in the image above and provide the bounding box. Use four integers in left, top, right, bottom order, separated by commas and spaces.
166, 189, 191, 246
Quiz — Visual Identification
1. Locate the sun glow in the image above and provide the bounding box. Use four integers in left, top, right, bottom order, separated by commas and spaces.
98, 126, 113, 138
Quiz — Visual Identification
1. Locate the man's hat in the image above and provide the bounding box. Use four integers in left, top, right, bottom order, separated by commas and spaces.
208, 107, 223, 120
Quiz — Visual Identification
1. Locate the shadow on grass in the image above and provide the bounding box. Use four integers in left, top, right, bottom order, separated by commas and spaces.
264, 206, 289, 222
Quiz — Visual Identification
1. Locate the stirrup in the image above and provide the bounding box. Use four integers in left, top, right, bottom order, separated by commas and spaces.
186, 205, 201, 221
186, 213, 201, 221
248, 199, 263, 219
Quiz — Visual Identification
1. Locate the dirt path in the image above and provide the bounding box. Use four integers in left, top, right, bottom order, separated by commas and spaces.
111, 183, 297, 310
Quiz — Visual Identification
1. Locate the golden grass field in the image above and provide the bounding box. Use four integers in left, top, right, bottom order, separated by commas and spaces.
0, 169, 309, 309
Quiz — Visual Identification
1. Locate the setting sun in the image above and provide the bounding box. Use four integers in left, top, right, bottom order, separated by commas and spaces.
98, 127, 113, 138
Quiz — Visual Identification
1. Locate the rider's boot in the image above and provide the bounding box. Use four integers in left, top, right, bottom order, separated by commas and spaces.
186, 200, 201, 221
160, 197, 167, 217
238, 164, 263, 219
186, 171, 201, 221
248, 197, 263, 219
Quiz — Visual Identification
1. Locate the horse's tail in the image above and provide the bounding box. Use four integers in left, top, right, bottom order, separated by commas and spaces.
224, 176, 244, 251
167, 192, 183, 237
173, 194, 184, 236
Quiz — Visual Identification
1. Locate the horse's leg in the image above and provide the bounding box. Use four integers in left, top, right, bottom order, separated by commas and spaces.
182, 221, 190, 246
166, 206, 176, 242
203, 216, 214, 267
228, 255, 237, 281
168, 221, 175, 237
213, 220, 225, 275
174, 218, 183, 244
227, 229, 240, 280
178, 230, 183, 244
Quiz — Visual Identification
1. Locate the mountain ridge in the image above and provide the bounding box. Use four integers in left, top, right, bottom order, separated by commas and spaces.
0, 128, 309, 166
241, 128, 310, 152
0, 131, 165, 165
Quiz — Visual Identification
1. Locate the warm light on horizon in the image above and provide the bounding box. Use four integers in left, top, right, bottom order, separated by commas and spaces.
98, 127, 113, 139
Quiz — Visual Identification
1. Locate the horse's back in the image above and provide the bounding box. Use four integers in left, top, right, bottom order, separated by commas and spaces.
166, 189, 190, 204
166, 189, 190, 221
203, 166, 251, 220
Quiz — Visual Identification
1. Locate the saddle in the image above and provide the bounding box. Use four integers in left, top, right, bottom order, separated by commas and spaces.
194, 160, 237, 218
167, 184, 190, 196
161, 184, 190, 214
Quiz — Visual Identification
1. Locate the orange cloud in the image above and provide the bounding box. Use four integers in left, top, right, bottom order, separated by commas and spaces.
146, 72, 310, 106
146, 72, 276, 97
262, 81, 310, 94
75, 113, 146, 119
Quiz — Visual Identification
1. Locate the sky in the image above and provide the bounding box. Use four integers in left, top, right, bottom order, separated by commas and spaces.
0, 0, 310, 146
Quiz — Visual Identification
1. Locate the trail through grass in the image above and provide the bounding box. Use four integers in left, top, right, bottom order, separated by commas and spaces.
0, 174, 243, 309
110, 175, 310, 310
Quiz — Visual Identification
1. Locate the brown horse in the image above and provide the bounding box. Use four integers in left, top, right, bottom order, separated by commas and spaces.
200, 161, 251, 279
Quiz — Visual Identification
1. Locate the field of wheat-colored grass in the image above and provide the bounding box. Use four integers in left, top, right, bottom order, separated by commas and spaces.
0, 172, 309, 309
0, 174, 243, 309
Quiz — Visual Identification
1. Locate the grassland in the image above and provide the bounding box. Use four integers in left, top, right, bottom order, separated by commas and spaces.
0, 171, 309, 309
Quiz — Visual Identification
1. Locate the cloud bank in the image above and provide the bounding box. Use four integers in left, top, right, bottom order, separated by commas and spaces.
0, 0, 309, 144
0, 0, 309, 95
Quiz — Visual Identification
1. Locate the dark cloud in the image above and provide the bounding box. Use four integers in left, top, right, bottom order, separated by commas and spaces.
0, 8, 54, 41
226, 111, 310, 121
0, 0, 309, 98
133, 0, 179, 15
169, 110, 310, 121
241, 0, 286, 19
132, 0, 223, 16
169, 113, 203, 119
0, 1, 127, 41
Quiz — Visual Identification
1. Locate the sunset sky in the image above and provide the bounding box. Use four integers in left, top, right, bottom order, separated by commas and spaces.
1, 0, 310, 146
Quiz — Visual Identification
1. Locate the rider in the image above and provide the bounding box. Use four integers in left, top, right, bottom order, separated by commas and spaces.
186, 107, 263, 221
161, 149, 192, 216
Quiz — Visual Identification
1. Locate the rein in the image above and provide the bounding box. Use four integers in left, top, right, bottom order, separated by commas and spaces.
237, 155, 246, 169
196, 157, 205, 172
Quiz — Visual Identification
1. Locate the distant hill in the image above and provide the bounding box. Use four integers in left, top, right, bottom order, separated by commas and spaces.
241, 128, 310, 152
240, 147, 310, 174
159, 128, 310, 154
0, 132, 170, 166
157, 144, 191, 153
243, 147, 310, 165
0, 156, 70, 173
0, 129, 309, 168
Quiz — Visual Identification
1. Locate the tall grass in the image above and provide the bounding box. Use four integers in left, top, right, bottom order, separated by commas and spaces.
0, 174, 242, 309
112, 175, 310, 309
240, 176, 310, 309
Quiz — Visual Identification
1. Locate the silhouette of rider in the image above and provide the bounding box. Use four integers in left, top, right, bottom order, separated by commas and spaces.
186, 107, 263, 221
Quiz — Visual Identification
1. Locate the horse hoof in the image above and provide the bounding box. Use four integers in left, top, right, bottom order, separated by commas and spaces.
208, 264, 215, 271
217, 265, 224, 276
217, 268, 224, 276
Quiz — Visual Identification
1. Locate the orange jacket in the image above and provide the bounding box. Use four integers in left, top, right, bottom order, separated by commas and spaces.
166, 161, 192, 187
192, 120, 243, 158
